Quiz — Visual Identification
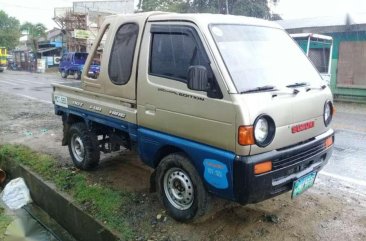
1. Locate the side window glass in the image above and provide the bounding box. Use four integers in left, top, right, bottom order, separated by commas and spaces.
149, 28, 210, 84
108, 23, 139, 85
87, 25, 110, 79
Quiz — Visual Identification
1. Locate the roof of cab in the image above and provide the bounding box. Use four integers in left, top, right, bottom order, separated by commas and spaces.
108, 11, 282, 29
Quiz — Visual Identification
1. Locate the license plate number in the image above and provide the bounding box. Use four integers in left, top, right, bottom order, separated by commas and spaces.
292, 172, 317, 198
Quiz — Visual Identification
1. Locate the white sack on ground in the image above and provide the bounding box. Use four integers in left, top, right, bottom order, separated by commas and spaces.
1, 178, 32, 210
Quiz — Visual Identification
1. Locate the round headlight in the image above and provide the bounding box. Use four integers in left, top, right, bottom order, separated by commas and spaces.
324, 101, 333, 126
254, 115, 276, 147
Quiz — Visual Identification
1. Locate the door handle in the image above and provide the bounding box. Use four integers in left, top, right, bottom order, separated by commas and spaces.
145, 104, 156, 116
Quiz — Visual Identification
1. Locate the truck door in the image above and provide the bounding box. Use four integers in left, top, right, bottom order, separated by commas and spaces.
137, 22, 236, 152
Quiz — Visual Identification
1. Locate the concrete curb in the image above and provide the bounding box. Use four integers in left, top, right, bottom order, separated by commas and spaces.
6, 163, 120, 241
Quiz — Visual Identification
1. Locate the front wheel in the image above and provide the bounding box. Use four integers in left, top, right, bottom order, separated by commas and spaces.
74, 71, 81, 80
61, 70, 67, 78
156, 153, 208, 222
68, 122, 100, 170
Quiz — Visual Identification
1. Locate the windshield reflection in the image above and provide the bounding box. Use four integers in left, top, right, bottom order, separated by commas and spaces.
210, 24, 323, 93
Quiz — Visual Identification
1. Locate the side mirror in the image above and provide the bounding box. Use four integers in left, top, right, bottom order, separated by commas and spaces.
187, 66, 208, 91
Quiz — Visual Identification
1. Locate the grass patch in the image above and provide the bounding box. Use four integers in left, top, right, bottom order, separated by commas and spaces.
0, 206, 12, 240
0, 144, 134, 240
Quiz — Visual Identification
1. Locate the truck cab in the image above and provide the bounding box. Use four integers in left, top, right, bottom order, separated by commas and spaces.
53, 12, 334, 221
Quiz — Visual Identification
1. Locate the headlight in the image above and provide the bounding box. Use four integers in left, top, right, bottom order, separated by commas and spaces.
324, 101, 333, 126
254, 115, 276, 147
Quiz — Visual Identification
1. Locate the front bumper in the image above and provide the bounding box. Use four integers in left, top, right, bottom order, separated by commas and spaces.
233, 129, 334, 204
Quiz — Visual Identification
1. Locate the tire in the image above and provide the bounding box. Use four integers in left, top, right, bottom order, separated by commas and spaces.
61, 70, 67, 79
74, 71, 81, 80
67, 122, 100, 170
156, 153, 208, 222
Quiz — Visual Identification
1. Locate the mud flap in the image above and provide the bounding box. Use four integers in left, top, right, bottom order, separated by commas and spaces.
150, 170, 156, 193
62, 115, 69, 146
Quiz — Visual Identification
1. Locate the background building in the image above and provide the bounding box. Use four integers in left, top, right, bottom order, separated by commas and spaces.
278, 14, 366, 102
53, 0, 134, 53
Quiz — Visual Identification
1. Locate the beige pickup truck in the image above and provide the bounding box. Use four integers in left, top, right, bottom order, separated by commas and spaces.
53, 12, 334, 221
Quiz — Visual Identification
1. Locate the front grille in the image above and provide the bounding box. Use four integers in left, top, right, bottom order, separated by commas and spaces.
272, 141, 325, 170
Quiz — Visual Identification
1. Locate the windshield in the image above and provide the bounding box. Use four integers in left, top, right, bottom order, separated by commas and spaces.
210, 25, 322, 93
74, 53, 88, 64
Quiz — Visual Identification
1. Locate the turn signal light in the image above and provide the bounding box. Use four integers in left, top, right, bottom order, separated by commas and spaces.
238, 126, 255, 145
254, 161, 272, 175
325, 136, 333, 148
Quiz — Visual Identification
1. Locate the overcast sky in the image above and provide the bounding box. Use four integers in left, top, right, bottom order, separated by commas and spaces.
1, 0, 366, 30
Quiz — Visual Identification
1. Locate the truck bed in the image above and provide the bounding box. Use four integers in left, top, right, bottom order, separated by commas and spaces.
52, 82, 138, 128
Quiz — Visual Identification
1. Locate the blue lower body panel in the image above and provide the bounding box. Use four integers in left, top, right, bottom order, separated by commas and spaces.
138, 127, 236, 200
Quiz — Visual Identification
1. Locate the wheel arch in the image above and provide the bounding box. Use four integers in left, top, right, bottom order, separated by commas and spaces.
61, 113, 87, 146
153, 145, 192, 168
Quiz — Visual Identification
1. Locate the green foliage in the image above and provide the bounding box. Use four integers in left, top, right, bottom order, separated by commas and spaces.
138, 0, 272, 18
0, 206, 12, 240
138, 0, 188, 12
20, 22, 47, 53
0, 144, 134, 240
231, 0, 270, 19
0, 10, 20, 49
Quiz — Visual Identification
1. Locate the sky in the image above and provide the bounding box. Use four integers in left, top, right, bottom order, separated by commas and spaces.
275, 0, 366, 19
1, 0, 366, 30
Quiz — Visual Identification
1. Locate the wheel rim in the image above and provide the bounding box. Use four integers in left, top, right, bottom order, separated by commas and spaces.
71, 134, 85, 163
163, 167, 194, 210
74, 72, 80, 79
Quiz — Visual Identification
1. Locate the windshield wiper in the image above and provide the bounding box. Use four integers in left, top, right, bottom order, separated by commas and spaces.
240, 85, 276, 94
306, 84, 327, 92
272, 88, 300, 97
286, 82, 308, 88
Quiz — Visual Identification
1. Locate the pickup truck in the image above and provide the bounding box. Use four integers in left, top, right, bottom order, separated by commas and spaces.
52, 12, 334, 221
59, 52, 100, 80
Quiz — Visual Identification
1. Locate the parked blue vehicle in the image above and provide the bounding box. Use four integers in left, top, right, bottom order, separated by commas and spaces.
59, 52, 100, 80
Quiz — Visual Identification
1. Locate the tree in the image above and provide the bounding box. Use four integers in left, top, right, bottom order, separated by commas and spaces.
20, 22, 47, 54
138, 0, 274, 19
231, 0, 270, 19
0, 10, 20, 49
138, 0, 190, 12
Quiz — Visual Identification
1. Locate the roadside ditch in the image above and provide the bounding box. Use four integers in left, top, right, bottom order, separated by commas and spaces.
0, 144, 132, 241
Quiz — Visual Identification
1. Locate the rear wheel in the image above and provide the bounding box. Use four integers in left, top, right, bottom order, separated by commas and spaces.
68, 122, 100, 170
156, 153, 208, 221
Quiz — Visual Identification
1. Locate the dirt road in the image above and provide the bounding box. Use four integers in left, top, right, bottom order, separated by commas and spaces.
0, 73, 365, 241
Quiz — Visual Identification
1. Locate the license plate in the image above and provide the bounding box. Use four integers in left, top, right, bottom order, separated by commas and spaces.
291, 172, 317, 198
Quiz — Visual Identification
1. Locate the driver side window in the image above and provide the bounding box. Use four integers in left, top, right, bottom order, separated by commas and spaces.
149, 25, 214, 86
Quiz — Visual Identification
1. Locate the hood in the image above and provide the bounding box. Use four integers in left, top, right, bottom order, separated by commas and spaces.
235, 87, 333, 155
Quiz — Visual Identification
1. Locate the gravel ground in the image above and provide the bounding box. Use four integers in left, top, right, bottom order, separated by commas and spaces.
0, 91, 365, 241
